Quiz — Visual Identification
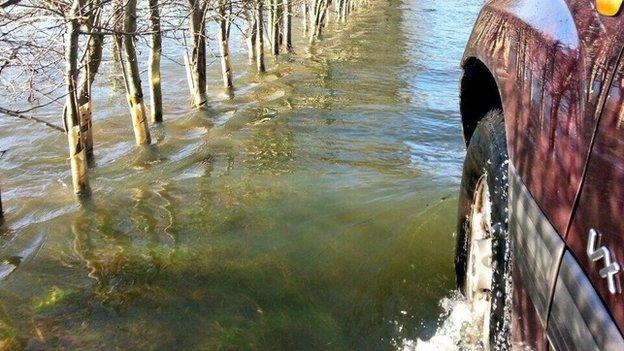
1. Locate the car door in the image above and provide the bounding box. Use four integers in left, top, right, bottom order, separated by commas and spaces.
547, 4, 624, 349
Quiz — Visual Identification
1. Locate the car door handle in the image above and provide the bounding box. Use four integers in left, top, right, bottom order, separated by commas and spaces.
597, 0, 624, 16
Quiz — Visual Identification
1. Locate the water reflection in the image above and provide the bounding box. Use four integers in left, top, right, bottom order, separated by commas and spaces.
0, 0, 481, 349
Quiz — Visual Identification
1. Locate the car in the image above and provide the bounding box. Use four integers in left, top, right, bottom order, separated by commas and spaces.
454, 0, 624, 349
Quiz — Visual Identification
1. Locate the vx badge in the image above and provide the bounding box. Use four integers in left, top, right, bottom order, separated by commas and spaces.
587, 228, 621, 295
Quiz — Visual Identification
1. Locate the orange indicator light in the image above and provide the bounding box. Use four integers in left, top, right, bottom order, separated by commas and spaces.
597, 0, 623, 16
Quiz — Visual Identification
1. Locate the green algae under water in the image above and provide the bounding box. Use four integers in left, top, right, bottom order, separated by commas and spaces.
0, 0, 481, 349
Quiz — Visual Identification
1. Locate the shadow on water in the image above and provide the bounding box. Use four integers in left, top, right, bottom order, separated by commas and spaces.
0, 0, 482, 349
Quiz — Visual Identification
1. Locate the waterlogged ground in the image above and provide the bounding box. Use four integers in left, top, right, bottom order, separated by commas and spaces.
0, 0, 482, 349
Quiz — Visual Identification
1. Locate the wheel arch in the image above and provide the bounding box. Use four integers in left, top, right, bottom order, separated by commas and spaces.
459, 57, 503, 146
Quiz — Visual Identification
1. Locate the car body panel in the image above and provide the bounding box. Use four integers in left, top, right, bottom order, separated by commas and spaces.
509, 164, 562, 350
508, 164, 565, 327
548, 252, 624, 350
511, 262, 549, 351
462, 0, 585, 236
462, 0, 624, 237
566, 54, 624, 333
508, 161, 624, 351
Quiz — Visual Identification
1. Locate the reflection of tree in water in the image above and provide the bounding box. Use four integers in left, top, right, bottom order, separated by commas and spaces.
64, 220, 347, 349
70, 185, 177, 306
30, 168, 360, 349
22, 173, 446, 350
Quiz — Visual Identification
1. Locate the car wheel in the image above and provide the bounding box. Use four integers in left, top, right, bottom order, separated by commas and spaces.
455, 109, 510, 350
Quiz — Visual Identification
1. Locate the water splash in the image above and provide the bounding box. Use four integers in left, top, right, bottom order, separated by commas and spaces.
401, 292, 486, 351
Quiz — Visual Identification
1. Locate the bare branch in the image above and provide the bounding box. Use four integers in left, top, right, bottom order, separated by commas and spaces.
0, 106, 64, 132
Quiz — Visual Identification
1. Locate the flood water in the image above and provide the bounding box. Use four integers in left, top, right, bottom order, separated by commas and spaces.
0, 0, 482, 349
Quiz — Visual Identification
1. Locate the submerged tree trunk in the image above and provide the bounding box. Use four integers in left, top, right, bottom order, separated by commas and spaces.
65, 0, 90, 195
244, 8, 256, 63
283, 0, 292, 52
217, 0, 233, 90
110, 0, 125, 90
148, 0, 163, 122
309, 0, 320, 43
122, 0, 151, 145
318, 1, 329, 35
188, 0, 207, 108
0, 186, 4, 225
77, 0, 103, 162
270, 0, 280, 56
340, 0, 349, 22
254, 0, 265, 73
310, 0, 329, 43
338, 0, 344, 22
302, 2, 307, 34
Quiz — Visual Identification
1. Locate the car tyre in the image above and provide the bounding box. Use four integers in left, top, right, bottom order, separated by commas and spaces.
455, 109, 511, 350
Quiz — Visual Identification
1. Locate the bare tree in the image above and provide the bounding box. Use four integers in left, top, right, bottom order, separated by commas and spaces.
148, 0, 163, 122
216, 0, 233, 90
186, 0, 208, 108
65, 0, 91, 194
243, 5, 256, 63
122, 0, 151, 144
269, 0, 280, 55
282, 0, 292, 52
254, 0, 265, 72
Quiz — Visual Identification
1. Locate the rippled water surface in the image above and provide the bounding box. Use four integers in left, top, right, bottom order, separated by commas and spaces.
0, 0, 482, 349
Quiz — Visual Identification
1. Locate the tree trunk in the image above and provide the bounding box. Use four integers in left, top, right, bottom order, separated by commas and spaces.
310, 0, 329, 43
254, 0, 265, 73
338, 0, 344, 22
183, 46, 194, 94
244, 9, 256, 63
302, 2, 308, 34
268, 0, 274, 47
0, 186, 4, 225
318, 0, 329, 36
217, 0, 233, 90
110, 0, 124, 90
65, 0, 90, 195
148, 0, 163, 122
188, 0, 207, 108
340, 0, 349, 22
77, 0, 103, 162
149, 0, 163, 123
283, 0, 292, 52
270, 0, 280, 56
122, 0, 151, 145
309, 0, 320, 43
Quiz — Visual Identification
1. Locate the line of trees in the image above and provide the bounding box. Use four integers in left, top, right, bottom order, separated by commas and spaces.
0, 0, 371, 202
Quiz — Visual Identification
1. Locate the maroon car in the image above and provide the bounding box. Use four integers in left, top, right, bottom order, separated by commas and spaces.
454, 0, 624, 349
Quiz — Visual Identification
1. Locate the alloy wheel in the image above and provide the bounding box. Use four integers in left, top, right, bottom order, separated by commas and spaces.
465, 175, 494, 348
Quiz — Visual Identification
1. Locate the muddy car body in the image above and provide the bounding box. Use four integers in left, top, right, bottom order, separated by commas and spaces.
455, 0, 624, 349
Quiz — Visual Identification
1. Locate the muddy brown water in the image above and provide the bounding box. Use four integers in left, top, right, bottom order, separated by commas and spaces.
0, 0, 481, 349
